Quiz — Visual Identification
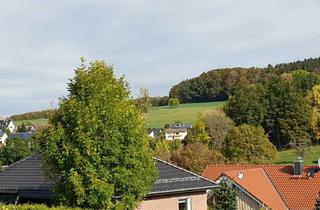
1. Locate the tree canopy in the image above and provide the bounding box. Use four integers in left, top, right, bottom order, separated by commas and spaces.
41, 60, 157, 209
224, 124, 277, 164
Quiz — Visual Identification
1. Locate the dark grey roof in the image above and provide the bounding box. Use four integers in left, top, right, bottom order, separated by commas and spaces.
0, 153, 52, 199
169, 123, 192, 129
149, 158, 218, 196
0, 154, 216, 200
8, 132, 34, 140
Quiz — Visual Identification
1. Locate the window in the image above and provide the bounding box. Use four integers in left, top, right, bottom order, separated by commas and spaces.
178, 198, 191, 210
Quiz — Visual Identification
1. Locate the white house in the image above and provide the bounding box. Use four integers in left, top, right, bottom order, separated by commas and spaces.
164, 128, 188, 140
7, 120, 15, 133
0, 133, 8, 145
0, 119, 15, 133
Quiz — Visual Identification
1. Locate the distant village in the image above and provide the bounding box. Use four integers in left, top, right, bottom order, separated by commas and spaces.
0, 118, 35, 145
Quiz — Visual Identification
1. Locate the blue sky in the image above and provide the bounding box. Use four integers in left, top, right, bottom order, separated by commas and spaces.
1, 0, 320, 116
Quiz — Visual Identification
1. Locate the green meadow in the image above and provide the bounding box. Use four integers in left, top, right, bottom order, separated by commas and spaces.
276, 145, 320, 165
144, 101, 226, 128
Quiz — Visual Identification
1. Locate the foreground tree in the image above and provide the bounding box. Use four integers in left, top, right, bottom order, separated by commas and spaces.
225, 124, 277, 164
42, 60, 157, 209
213, 179, 237, 210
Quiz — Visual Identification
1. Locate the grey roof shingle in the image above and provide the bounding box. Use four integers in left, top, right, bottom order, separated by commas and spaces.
0, 153, 52, 199
149, 158, 217, 196
0, 154, 217, 200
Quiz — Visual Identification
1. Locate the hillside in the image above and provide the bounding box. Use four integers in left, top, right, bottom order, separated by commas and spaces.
170, 57, 320, 103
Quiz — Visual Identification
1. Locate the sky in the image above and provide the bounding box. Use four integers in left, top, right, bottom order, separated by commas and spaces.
1, 0, 320, 116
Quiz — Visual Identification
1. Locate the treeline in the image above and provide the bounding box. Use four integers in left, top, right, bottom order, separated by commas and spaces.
170, 57, 320, 103
10, 109, 56, 121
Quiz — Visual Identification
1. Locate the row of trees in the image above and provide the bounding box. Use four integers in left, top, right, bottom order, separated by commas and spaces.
169, 57, 320, 103
10, 109, 56, 121
152, 110, 277, 174
224, 70, 320, 155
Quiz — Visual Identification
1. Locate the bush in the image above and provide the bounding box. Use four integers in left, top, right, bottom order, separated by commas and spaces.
168, 98, 180, 108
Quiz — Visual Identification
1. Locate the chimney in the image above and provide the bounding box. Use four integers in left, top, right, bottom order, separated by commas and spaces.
293, 157, 304, 176
318, 159, 320, 168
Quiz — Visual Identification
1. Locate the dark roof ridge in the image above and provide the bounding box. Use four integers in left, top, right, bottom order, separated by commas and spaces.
0, 151, 42, 173
153, 157, 218, 185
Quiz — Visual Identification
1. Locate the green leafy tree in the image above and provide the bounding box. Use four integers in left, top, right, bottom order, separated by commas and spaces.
224, 84, 267, 126
225, 124, 277, 164
168, 97, 180, 108
41, 60, 157, 209
183, 114, 210, 145
264, 78, 312, 148
291, 70, 320, 94
0, 138, 32, 165
307, 85, 320, 142
204, 109, 235, 150
213, 179, 237, 210
154, 140, 171, 162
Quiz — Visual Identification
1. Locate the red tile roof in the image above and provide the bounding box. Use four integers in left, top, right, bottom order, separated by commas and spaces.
203, 165, 320, 210
222, 168, 288, 210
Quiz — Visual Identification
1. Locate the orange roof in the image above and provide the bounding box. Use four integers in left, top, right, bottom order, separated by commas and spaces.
203, 165, 320, 210
221, 168, 287, 210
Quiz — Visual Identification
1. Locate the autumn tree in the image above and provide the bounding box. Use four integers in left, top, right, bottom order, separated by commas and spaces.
204, 109, 235, 150
224, 124, 277, 164
183, 114, 210, 145
41, 60, 157, 209
171, 143, 222, 174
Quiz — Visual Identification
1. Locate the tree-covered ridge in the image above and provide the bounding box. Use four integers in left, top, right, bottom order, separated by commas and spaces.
170, 57, 320, 103
10, 109, 55, 121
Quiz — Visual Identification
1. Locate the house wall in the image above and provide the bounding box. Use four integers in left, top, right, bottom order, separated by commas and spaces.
235, 188, 263, 210
165, 131, 188, 140
0, 133, 8, 145
136, 191, 208, 210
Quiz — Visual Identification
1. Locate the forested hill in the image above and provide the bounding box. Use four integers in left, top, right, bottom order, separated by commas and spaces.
169, 57, 320, 103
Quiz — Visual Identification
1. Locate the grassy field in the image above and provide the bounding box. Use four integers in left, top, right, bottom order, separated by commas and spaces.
144, 101, 226, 128
15, 101, 227, 129
15, 118, 49, 128
276, 145, 320, 165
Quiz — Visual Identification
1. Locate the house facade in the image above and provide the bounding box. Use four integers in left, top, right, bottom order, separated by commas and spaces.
0, 154, 217, 210
164, 128, 188, 140
0, 132, 8, 145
